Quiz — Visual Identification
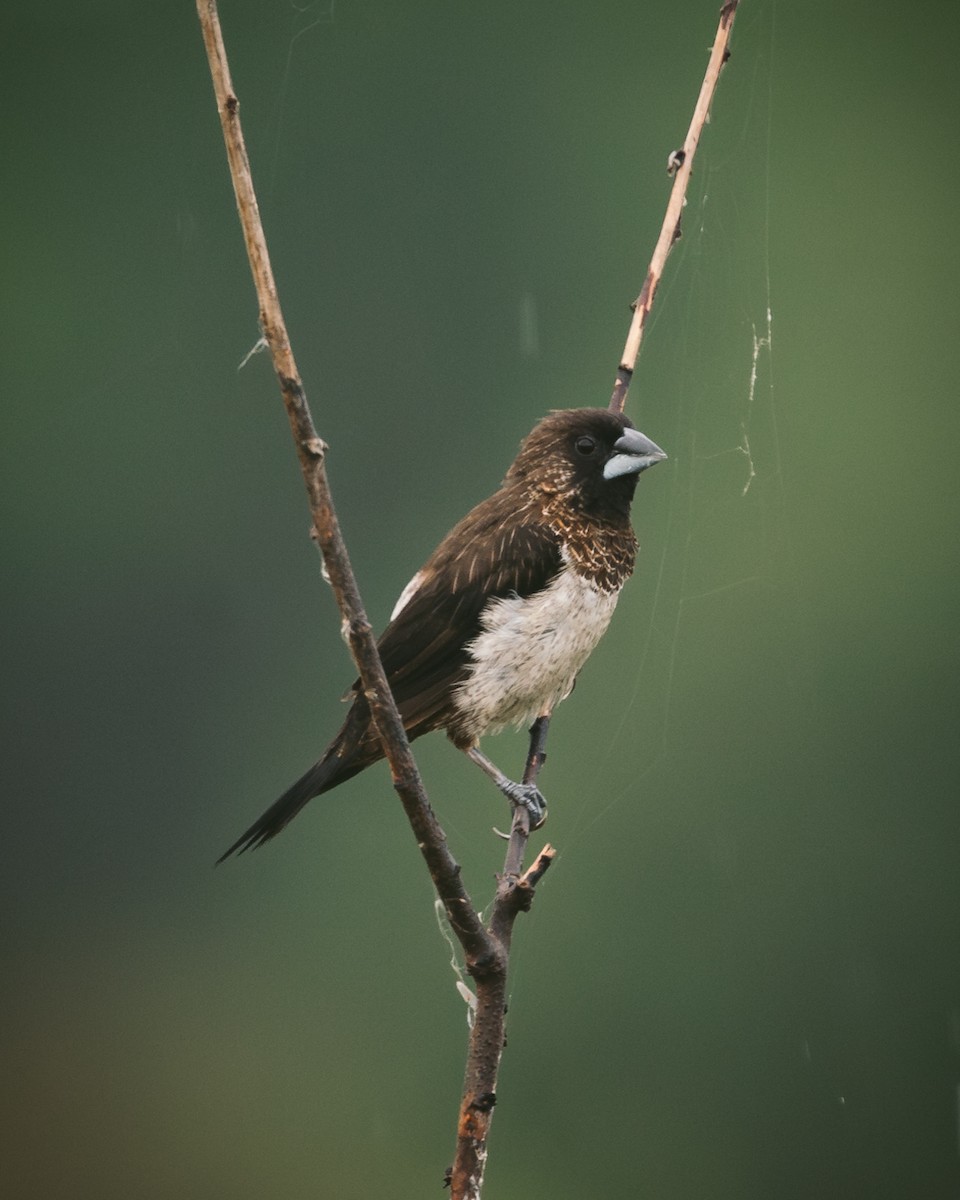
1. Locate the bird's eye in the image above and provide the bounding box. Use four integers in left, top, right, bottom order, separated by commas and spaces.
575, 436, 598, 456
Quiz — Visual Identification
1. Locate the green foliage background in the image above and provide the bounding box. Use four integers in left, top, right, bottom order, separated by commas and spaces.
3, 2, 959, 1197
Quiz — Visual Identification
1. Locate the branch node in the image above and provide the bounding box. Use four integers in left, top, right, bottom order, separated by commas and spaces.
348, 616, 373, 641
522, 844, 557, 888
506, 877, 535, 913
278, 374, 306, 406
467, 946, 506, 982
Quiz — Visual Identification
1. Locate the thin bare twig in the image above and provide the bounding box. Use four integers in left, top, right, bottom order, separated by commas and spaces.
195, 4, 554, 1197
195, 0, 487, 954
610, 0, 740, 416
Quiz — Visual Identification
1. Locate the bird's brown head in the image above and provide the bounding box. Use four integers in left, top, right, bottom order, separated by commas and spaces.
504, 408, 667, 520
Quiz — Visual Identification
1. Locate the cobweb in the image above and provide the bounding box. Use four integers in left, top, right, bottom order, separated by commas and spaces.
565, 5, 787, 849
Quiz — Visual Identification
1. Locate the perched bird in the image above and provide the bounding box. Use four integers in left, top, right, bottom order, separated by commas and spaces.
219, 407, 666, 860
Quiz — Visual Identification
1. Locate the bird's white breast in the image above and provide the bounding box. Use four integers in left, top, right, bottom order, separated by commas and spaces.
453, 552, 620, 742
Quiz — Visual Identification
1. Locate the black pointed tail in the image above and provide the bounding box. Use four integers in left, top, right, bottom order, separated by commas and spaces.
218, 699, 380, 862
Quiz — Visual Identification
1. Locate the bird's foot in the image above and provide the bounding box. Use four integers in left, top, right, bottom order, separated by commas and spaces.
498, 780, 548, 830
465, 747, 548, 830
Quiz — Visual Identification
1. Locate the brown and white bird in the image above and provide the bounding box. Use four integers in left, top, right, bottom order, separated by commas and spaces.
219, 407, 666, 860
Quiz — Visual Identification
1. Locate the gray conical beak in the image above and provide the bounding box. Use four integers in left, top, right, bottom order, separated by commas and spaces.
603, 428, 668, 480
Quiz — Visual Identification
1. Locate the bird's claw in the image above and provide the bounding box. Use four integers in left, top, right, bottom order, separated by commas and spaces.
500, 780, 548, 830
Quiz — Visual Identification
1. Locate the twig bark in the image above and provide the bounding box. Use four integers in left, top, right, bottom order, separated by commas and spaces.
195, 4, 553, 1197
610, 0, 740, 416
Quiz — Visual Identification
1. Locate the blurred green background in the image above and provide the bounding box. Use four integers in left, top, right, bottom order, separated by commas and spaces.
3, 2, 959, 1197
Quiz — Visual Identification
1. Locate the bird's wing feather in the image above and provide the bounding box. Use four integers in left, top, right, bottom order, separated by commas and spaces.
373, 503, 563, 736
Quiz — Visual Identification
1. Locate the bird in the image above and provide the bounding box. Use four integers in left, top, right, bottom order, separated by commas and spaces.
219, 407, 666, 860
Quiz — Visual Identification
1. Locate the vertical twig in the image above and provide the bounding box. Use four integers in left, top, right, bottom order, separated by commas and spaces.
447, 716, 555, 1196
610, 0, 739, 416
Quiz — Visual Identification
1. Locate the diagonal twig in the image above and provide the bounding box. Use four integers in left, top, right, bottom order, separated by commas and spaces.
610, 0, 740, 417
195, 4, 556, 1197
195, 0, 487, 955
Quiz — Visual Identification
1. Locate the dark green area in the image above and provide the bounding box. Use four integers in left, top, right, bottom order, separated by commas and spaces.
3, 2, 958, 1197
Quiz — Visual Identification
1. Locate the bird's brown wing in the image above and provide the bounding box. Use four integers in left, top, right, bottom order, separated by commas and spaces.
373, 502, 563, 739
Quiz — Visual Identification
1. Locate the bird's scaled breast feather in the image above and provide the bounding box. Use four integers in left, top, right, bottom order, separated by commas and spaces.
371, 519, 564, 738
452, 547, 621, 742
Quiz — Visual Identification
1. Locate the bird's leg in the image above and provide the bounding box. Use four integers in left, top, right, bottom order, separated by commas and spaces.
467, 744, 548, 829
522, 713, 551, 790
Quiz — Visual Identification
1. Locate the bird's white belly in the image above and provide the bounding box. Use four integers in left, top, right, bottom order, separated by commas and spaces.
454, 566, 620, 741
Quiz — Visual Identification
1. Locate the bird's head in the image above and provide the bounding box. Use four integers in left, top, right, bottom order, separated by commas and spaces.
505, 408, 667, 520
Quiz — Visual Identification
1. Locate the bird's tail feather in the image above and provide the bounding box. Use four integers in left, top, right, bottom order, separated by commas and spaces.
217, 699, 380, 862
